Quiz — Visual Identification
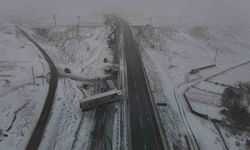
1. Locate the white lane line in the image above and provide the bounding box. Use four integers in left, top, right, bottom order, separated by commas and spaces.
144, 144, 147, 150
142, 93, 160, 150
134, 82, 137, 88
136, 95, 139, 103
139, 116, 143, 127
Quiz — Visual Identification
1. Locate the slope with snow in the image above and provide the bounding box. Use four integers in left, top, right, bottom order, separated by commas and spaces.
28, 24, 114, 150
30, 26, 113, 79
134, 23, 250, 149
0, 19, 49, 149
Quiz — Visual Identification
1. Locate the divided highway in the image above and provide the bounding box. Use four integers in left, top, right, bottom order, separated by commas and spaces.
121, 21, 165, 150
17, 27, 58, 150
17, 18, 165, 150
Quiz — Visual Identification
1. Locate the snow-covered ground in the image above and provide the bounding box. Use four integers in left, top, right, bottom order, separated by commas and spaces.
30, 25, 113, 79
0, 16, 113, 150
185, 87, 222, 106
207, 61, 250, 86
193, 81, 225, 94
38, 79, 95, 150
0, 19, 49, 149
134, 23, 250, 149
27, 24, 114, 149
134, 24, 250, 84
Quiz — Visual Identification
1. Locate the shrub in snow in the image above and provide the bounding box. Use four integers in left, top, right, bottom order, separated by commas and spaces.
235, 140, 240, 147
221, 82, 250, 128
189, 25, 212, 41
246, 139, 250, 148
32, 28, 50, 39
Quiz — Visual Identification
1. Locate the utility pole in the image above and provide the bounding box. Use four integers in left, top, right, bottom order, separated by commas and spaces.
53, 15, 56, 27
19, 17, 22, 26
77, 16, 80, 26
149, 17, 153, 36
31, 66, 35, 84
41, 63, 45, 86
77, 16, 80, 38
214, 48, 219, 63
97, 77, 100, 94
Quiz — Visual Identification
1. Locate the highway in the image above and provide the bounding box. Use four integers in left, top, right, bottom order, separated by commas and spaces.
121, 21, 165, 150
90, 108, 106, 150
17, 27, 58, 150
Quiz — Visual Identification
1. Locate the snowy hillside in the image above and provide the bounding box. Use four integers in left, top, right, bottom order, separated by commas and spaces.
30, 26, 113, 79
25, 24, 114, 150
0, 17, 113, 149
0, 19, 49, 149
134, 24, 250, 83
134, 24, 250, 149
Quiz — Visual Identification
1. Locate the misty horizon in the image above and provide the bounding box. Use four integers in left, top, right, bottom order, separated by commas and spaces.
1, 0, 250, 25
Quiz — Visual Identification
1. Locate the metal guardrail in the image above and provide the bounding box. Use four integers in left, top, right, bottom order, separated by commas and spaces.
130, 26, 170, 150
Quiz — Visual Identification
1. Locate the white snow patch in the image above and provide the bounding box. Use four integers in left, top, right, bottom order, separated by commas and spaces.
0, 18, 49, 149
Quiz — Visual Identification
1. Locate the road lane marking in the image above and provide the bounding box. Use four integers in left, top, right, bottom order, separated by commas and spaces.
102, 112, 106, 124
144, 144, 147, 150
134, 82, 137, 88
139, 116, 143, 127
136, 95, 139, 103
142, 94, 161, 150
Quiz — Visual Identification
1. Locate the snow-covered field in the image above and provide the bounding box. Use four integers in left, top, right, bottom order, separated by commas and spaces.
185, 87, 222, 106
30, 25, 113, 79
0, 16, 113, 150
28, 24, 113, 149
207, 61, 250, 86
134, 24, 250, 84
0, 19, 49, 149
39, 79, 95, 150
193, 81, 225, 94
134, 23, 250, 149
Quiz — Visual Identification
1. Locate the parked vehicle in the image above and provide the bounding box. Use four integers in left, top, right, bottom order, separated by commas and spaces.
64, 67, 71, 73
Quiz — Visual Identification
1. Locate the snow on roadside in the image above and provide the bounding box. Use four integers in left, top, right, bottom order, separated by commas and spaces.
134, 24, 250, 149
208, 62, 250, 86
0, 18, 49, 149
38, 79, 94, 150
193, 81, 225, 94
140, 49, 226, 149
140, 49, 187, 149
186, 115, 226, 150
27, 24, 113, 149
134, 25, 250, 84
185, 87, 221, 107
218, 125, 250, 150
29, 26, 113, 79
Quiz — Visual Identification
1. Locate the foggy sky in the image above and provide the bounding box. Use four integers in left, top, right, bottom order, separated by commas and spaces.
1, 0, 250, 24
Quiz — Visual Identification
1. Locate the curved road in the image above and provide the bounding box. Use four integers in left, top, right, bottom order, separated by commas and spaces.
17, 27, 58, 150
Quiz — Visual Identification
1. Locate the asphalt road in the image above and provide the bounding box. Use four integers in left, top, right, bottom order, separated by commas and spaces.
17, 27, 58, 150
90, 108, 106, 150
121, 22, 165, 150
113, 21, 120, 65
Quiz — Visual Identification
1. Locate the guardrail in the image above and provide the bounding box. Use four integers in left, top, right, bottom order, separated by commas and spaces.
131, 26, 170, 150
112, 19, 130, 150
190, 64, 216, 74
